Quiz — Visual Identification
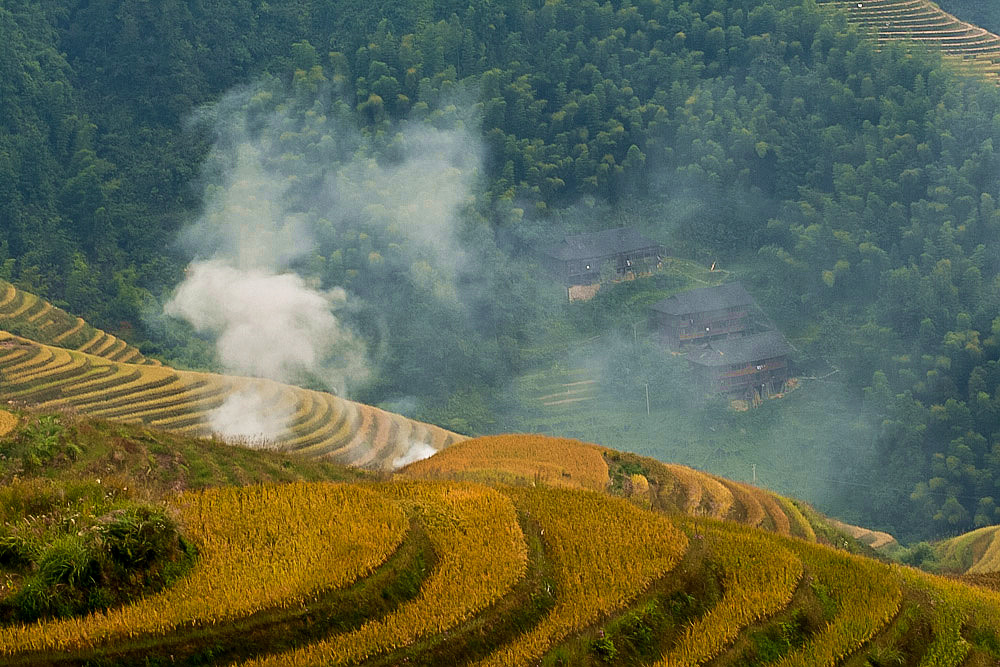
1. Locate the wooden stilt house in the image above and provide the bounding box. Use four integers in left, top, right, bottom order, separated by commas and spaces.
541, 227, 663, 286
649, 282, 756, 349
686, 330, 793, 398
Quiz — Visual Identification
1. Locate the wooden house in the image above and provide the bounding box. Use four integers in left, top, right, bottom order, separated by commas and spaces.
541, 227, 663, 286
649, 282, 756, 349
686, 330, 793, 398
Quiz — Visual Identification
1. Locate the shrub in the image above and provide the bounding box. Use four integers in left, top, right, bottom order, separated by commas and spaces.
99, 506, 179, 568
38, 534, 100, 587
590, 634, 617, 661
20, 415, 78, 467
9, 578, 54, 622
0, 528, 36, 568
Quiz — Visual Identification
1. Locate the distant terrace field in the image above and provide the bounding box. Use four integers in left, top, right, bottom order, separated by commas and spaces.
0, 331, 462, 470
404, 434, 873, 547
823, 0, 1000, 82
0, 279, 156, 366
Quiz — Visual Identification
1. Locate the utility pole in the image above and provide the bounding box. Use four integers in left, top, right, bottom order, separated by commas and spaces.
645, 383, 650, 416
752, 463, 757, 485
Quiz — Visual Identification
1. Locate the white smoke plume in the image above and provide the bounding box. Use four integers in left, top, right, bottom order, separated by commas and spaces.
166, 119, 370, 442
165, 261, 366, 391
327, 123, 480, 285
204, 388, 294, 447
392, 441, 439, 470
166, 85, 482, 444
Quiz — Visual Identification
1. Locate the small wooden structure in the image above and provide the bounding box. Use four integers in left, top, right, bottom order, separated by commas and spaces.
541, 227, 663, 287
686, 330, 793, 398
649, 282, 756, 349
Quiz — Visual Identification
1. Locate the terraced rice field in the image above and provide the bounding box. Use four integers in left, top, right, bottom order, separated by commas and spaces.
827, 518, 898, 550
5, 469, 999, 665
604, 448, 835, 540
402, 434, 897, 554
0, 280, 157, 365
935, 524, 1000, 574
657, 524, 802, 665
477, 487, 688, 667
247, 482, 527, 666
537, 377, 598, 408
403, 434, 611, 490
518, 367, 599, 425
0, 482, 410, 656
0, 331, 462, 470
0, 409, 17, 436
823, 0, 1000, 82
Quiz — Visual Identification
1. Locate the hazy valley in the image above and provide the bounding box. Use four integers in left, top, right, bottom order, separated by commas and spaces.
6, 0, 1000, 663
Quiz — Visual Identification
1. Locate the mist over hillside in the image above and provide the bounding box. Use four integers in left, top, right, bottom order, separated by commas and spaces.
6, 0, 1000, 541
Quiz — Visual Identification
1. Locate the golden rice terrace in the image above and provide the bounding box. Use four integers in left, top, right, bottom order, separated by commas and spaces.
0, 428, 999, 665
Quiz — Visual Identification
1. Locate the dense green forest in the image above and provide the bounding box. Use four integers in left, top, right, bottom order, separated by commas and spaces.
6, 0, 1000, 540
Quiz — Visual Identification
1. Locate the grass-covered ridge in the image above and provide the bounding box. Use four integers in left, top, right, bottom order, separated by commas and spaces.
0, 483, 194, 627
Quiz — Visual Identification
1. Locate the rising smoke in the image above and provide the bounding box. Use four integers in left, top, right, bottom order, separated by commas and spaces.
325, 120, 480, 285
203, 387, 293, 446
165, 83, 482, 447
392, 441, 438, 470
165, 261, 365, 390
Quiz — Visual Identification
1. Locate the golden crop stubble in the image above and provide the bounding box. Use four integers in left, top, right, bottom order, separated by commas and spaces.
658, 521, 802, 666
403, 434, 611, 490
775, 497, 817, 542
245, 481, 528, 667
967, 526, 1000, 574
900, 566, 1000, 666
663, 465, 734, 518
0, 409, 18, 437
0, 482, 408, 656
476, 486, 688, 667
716, 478, 767, 528
773, 545, 902, 667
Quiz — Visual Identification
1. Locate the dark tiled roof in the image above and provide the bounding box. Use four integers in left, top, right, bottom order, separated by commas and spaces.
542, 227, 661, 261
686, 330, 793, 367
650, 282, 754, 315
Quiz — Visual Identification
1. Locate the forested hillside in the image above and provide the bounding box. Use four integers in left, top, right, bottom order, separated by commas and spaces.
5, 0, 1000, 540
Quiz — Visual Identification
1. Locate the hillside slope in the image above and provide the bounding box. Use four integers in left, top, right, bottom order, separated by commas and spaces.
0, 329, 463, 470
2, 425, 1000, 665
402, 434, 884, 550
0, 280, 157, 366
935, 525, 1000, 577
823, 0, 1000, 81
